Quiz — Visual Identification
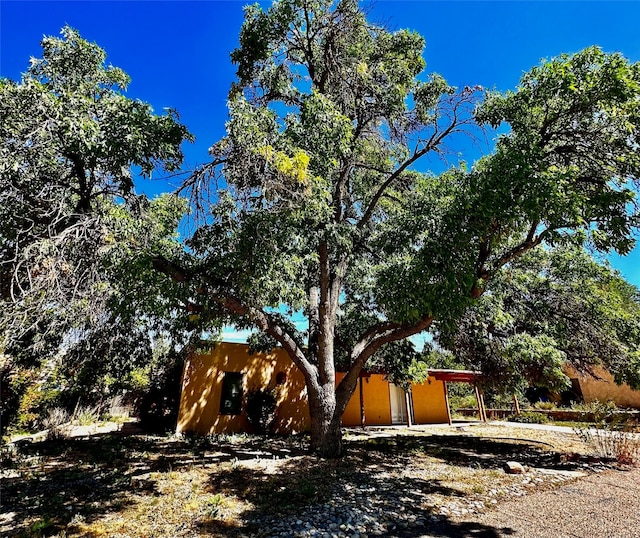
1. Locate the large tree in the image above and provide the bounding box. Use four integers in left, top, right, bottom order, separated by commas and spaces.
154, 0, 640, 457
436, 246, 640, 395
0, 27, 192, 431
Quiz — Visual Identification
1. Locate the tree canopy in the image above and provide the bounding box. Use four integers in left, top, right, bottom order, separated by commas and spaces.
436, 246, 640, 395
148, 0, 640, 457
0, 27, 193, 433
4, 4, 640, 457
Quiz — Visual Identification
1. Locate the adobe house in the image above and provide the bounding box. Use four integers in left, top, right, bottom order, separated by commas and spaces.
563, 363, 640, 408
176, 342, 485, 436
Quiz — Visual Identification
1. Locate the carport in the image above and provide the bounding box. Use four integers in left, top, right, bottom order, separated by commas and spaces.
425, 369, 487, 425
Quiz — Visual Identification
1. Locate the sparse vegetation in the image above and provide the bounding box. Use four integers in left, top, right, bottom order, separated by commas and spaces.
574, 401, 640, 464
72, 405, 101, 426
507, 411, 550, 424
42, 407, 71, 440
1, 422, 611, 537
575, 422, 640, 465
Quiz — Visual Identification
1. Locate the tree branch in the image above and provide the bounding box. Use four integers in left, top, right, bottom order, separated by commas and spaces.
151, 254, 318, 384
356, 111, 464, 231
335, 314, 434, 409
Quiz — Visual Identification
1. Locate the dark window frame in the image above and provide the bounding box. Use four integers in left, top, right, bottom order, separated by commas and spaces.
220, 372, 244, 415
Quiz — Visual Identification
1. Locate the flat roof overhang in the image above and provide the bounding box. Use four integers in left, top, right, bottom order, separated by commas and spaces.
427, 369, 481, 384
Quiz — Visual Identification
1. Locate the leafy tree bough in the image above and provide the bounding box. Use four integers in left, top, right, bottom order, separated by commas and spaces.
0, 27, 192, 433
151, 0, 640, 457
436, 246, 640, 397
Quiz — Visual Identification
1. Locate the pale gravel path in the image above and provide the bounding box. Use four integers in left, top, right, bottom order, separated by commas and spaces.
252, 423, 640, 538
439, 466, 640, 538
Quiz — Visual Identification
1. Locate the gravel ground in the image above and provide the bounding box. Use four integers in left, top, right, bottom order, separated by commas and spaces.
5, 421, 636, 538
247, 465, 637, 538
243, 423, 636, 538
450, 465, 640, 538
249, 464, 592, 538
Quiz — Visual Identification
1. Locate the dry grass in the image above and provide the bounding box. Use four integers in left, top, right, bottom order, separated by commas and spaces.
1, 422, 606, 537
575, 422, 640, 465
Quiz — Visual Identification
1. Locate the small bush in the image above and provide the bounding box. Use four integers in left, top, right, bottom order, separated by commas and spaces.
507, 411, 549, 424
577, 400, 618, 422
533, 401, 556, 411
73, 405, 100, 426
13, 373, 62, 433
574, 401, 640, 465
245, 388, 276, 434
43, 407, 71, 440
449, 393, 478, 410
575, 422, 640, 465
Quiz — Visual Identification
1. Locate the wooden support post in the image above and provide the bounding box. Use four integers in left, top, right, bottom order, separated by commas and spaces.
474, 385, 483, 422
443, 380, 452, 425
479, 388, 487, 422
512, 393, 521, 416
359, 377, 366, 429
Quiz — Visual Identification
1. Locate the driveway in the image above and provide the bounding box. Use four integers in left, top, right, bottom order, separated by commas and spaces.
406, 463, 640, 538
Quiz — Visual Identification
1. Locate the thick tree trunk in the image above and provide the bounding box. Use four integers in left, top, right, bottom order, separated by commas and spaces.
308, 381, 344, 458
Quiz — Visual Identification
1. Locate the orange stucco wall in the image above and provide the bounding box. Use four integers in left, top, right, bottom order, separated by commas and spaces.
337, 373, 394, 426
564, 364, 640, 409
337, 373, 450, 426
178, 343, 452, 434
412, 377, 449, 424
337, 373, 363, 427
177, 342, 310, 435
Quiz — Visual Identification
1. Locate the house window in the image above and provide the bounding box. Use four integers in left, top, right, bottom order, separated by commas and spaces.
220, 372, 243, 415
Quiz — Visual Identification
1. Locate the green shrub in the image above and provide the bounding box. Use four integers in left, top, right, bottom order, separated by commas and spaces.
577, 400, 618, 422
245, 388, 276, 434
533, 401, 556, 410
449, 393, 478, 410
507, 411, 550, 424
73, 405, 100, 426
15, 378, 62, 433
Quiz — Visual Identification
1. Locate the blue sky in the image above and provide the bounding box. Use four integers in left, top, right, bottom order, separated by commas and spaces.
2, 0, 640, 296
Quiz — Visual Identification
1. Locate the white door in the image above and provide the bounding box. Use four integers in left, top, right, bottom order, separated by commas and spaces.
389, 383, 408, 424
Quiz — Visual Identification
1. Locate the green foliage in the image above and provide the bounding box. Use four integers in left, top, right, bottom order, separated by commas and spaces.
437, 246, 640, 394
6, 5, 640, 459
126, 368, 151, 392
475, 46, 640, 255
168, 2, 640, 455
12, 367, 62, 433
533, 401, 557, 411
448, 391, 478, 411
507, 411, 550, 424
577, 399, 619, 423
0, 27, 193, 434
245, 387, 277, 434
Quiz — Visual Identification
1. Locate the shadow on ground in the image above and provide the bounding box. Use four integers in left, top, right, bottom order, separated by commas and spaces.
350, 432, 581, 471
1, 426, 586, 537
209, 457, 514, 536
1, 429, 306, 537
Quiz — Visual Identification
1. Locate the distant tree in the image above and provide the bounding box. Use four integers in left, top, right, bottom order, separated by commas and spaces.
436, 246, 640, 395
151, 1, 640, 457
0, 27, 192, 432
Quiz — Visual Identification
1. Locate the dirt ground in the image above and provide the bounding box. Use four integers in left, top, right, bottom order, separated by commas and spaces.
0, 420, 624, 537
